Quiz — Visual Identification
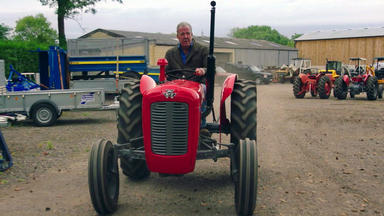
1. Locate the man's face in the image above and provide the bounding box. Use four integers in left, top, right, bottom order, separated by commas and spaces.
177, 25, 192, 48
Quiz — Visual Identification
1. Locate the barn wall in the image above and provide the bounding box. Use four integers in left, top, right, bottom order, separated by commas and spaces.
296, 36, 384, 66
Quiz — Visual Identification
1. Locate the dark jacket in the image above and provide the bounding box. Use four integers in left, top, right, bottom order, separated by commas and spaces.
165, 39, 208, 83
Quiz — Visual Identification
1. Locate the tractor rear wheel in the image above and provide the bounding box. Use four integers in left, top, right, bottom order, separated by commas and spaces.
318, 76, 331, 99
378, 84, 383, 99
366, 76, 378, 100
230, 79, 257, 145
293, 76, 305, 98
234, 139, 258, 216
88, 139, 119, 215
334, 77, 348, 99
117, 78, 150, 180
230, 79, 256, 182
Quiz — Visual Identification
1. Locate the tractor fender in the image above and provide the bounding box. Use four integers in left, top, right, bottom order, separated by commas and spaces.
140, 75, 157, 94
29, 100, 60, 118
342, 74, 350, 86
363, 74, 371, 83
219, 74, 237, 125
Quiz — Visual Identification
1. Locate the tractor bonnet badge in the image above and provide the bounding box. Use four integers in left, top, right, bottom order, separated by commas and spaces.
164, 89, 176, 99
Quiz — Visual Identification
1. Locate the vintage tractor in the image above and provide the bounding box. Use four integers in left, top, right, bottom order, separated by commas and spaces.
372, 57, 384, 98
334, 57, 378, 100
274, 58, 312, 83
293, 59, 339, 99
87, 2, 258, 216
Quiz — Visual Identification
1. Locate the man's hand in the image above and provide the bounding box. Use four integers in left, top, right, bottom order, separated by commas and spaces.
195, 68, 206, 76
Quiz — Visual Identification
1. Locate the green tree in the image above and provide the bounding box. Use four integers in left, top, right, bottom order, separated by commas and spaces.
230, 25, 294, 47
291, 33, 303, 40
14, 14, 57, 44
39, 0, 123, 49
0, 23, 12, 40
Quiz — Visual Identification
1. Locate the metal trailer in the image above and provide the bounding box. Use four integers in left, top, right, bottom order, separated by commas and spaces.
68, 55, 160, 94
0, 88, 116, 126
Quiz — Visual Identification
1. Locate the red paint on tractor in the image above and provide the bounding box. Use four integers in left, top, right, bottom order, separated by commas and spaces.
141, 79, 204, 174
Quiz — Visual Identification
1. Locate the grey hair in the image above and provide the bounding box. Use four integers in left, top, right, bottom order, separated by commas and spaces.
176, 22, 193, 34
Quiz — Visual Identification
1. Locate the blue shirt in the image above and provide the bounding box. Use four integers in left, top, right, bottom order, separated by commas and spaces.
178, 41, 194, 64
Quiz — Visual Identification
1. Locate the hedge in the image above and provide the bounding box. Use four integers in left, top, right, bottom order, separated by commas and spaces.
0, 40, 51, 78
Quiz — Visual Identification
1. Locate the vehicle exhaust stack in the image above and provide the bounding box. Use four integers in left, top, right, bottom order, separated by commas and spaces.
204, 1, 216, 117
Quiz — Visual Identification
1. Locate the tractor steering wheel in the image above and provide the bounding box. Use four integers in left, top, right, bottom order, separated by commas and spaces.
166, 69, 198, 81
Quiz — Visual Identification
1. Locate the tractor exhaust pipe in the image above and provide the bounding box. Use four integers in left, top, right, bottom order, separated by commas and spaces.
203, 1, 216, 117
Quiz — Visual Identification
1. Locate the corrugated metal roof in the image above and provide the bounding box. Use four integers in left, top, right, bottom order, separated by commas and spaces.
295, 27, 384, 41
79, 28, 297, 51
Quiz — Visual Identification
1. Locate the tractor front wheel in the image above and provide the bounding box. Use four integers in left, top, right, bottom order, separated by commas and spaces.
88, 139, 119, 215
366, 76, 378, 100
334, 77, 348, 100
318, 76, 331, 99
293, 76, 305, 98
233, 139, 258, 216
117, 78, 150, 180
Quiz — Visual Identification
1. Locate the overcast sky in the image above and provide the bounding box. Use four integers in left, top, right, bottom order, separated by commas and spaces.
0, 0, 383, 39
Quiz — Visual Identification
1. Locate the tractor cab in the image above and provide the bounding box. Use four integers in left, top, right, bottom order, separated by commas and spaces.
291, 58, 313, 74
348, 57, 367, 78
318, 60, 345, 79
373, 57, 384, 98
373, 57, 384, 80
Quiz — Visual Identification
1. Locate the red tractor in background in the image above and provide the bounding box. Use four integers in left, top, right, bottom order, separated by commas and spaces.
334, 57, 378, 100
293, 59, 341, 99
87, 2, 258, 216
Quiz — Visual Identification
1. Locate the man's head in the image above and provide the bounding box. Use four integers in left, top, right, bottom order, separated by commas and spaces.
176, 22, 193, 49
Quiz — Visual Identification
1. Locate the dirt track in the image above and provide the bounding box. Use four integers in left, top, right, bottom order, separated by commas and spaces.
0, 83, 383, 216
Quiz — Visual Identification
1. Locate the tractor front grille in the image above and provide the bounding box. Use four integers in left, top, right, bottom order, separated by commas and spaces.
151, 102, 189, 155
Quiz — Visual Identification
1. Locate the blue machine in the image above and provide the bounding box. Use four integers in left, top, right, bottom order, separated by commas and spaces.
69, 55, 159, 82
6, 65, 40, 91
37, 46, 68, 90
0, 130, 13, 171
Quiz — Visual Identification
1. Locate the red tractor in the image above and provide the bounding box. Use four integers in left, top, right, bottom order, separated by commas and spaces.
334, 57, 378, 100
293, 60, 340, 99
87, 2, 258, 216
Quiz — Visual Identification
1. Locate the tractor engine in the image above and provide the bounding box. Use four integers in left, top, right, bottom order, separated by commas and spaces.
140, 78, 205, 174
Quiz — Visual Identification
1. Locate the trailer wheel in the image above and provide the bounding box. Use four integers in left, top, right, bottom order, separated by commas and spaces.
293, 76, 305, 98
334, 77, 348, 99
378, 84, 383, 99
31, 103, 58, 126
117, 78, 150, 180
318, 76, 331, 99
233, 138, 258, 216
88, 139, 119, 215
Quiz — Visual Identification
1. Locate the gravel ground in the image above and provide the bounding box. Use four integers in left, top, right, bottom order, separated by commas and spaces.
0, 83, 383, 216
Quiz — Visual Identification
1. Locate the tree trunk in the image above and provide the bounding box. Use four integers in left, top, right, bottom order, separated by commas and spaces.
57, 0, 67, 49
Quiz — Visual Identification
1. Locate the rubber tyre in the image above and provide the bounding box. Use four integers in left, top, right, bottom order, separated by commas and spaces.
234, 139, 258, 216
88, 139, 119, 215
366, 76, 378, 100
117, 78, 150, 180
293, 76, 305, 98
334, 77, 348, 100
310, 90, 317, 97
378, 84, 383, 99
318, 76, 331, 99
230, 79, 257, 145
31, 103, 58, 127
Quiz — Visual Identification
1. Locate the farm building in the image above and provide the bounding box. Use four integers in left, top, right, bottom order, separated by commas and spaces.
295, 27, 384, 66
68, 29, 297, 68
